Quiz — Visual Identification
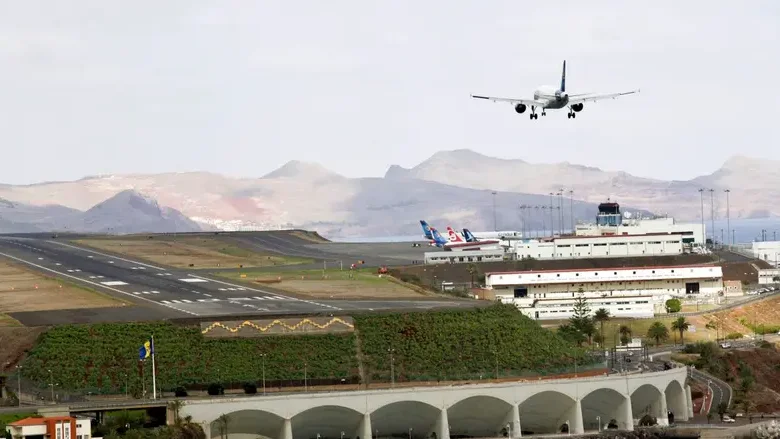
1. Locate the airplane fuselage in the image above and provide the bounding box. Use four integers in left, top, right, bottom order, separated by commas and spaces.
533, 85, 569, 109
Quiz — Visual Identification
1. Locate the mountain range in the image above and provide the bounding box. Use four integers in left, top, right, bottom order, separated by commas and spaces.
0, 150, 776, 237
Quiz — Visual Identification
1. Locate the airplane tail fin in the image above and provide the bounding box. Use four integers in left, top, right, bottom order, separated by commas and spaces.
560, 60, 566, 92
463, 228, 477, 242
420, 220, 433, 239
446, 226, 464, 242
431, 227, 447, 245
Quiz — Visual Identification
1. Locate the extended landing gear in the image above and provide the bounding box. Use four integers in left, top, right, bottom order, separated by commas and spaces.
567, 110, 577, 119
530, 106, 539, 120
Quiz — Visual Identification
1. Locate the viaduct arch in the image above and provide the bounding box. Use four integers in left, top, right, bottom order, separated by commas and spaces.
186, 367, 691, 439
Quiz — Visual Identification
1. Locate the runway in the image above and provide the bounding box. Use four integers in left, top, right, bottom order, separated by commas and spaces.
0, 236, 472, 325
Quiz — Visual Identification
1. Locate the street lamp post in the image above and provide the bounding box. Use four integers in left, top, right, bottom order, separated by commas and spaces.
48, 369, 54, 402
261, 355, 268, 394
724, 189, 731, 245
549, 192, 555, 236
558, 189, 564, 236
15, 365, 22, 406
698, 189, 705, 247
709, 189, 715, 244
304, 361, 307, 392
569, 190, 574, 234
596, 416, 601, 432
388, 348, 395, 387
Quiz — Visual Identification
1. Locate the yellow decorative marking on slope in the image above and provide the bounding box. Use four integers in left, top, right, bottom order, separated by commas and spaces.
201, 317, 354, 334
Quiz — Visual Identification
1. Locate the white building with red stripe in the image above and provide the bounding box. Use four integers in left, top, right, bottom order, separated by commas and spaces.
484, 265, 724, 320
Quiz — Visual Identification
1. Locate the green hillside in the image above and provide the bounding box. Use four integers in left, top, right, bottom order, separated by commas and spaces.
20, 304, 589, 394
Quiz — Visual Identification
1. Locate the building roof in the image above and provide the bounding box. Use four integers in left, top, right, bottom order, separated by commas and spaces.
486, 264, 720, 276
9, 416, 74, 427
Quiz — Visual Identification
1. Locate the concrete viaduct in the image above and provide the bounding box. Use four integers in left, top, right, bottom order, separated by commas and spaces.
182, 367, 692, 439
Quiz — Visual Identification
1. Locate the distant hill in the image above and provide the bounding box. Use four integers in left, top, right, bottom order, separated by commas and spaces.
66, 190, 203, 234
386, 149, 780, 221
0, 191, 201, 234
0, 149, 776, 237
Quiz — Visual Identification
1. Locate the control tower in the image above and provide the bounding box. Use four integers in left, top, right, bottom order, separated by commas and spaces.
596, 201, 622, 227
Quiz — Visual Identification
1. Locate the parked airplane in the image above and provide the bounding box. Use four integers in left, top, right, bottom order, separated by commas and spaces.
420, 220, 517, 245
465, 229, 523, 240
470, 60, 639, 119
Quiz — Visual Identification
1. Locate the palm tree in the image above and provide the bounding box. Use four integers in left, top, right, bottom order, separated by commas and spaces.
169, 399, 185, 425
647, 322, 670, 346
671, 317, 690, 345
618, 325, 632, 345
594, 308, 610, 345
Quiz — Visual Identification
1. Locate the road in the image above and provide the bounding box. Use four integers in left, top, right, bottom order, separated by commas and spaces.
0, 236, 476, 325
690, 367, 732, 415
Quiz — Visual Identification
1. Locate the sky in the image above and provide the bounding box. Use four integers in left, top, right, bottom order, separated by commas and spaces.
1, 1, 779, 185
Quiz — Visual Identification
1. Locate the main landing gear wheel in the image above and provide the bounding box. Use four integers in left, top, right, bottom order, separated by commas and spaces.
567, 112, 576, 119
530, 113, 538, 120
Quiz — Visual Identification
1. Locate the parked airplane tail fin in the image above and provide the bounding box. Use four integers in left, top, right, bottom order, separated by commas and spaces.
446, 226, 464, 242
420, 220, 433, 239
430, 227, 447, 245
463, 228, 477, 242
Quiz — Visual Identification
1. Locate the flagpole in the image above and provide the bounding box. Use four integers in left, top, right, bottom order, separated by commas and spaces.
151, 335, 157, 400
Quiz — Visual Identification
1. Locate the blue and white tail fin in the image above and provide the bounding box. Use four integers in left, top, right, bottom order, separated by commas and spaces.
560, 60, 566, 92
463, 228, 478, 242
430, 227, 448, 246
420, 220, 433, 240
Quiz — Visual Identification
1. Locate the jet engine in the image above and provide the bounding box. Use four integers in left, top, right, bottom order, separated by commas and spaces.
572, 103, 584, 112
514, 103, 527, 114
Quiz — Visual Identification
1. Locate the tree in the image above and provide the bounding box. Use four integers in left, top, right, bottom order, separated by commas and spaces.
594, 308, 611, 344
558, 323, 586, 346
619, 325, 632, 346
672, 317, 691, 345
169, 399, 185, 426
569, 293, 596, 344
665, 298, 682, 313
647, 321, 670, 346
717, 401, 729, 421
569, 293, 591, 328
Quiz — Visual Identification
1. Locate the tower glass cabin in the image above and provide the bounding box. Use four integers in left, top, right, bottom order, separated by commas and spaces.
596, 202, 622, 227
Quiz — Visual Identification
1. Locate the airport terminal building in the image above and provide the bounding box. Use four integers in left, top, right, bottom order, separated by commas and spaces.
575, 201, 705, 246
484, 265, 724, 320
512, 233, 685, 260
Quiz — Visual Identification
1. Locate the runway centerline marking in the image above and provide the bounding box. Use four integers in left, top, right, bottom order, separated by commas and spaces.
46, 240, 167, 270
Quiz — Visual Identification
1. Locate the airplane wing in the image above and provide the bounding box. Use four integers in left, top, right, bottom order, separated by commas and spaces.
568, 90, 640, 104
471, 95, 547, 106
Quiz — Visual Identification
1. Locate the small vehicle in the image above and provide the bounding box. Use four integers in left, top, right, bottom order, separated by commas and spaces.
722, 415, 735, 423
720, 342, 732, 349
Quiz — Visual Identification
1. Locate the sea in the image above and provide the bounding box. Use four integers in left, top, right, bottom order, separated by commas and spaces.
327, 218, 780, 245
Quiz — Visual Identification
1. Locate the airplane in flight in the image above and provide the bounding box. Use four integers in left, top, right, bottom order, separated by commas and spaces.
470, 60, 639, 120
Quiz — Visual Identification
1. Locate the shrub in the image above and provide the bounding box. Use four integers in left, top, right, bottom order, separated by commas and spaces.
726, 332, 743, 340
174, 387, 188, 397
207, 383, 223, 396
639, 414, 657, 426
242, 383, 257, 394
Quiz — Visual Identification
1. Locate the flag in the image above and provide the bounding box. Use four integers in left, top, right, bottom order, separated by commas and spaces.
139, 338, 154, 360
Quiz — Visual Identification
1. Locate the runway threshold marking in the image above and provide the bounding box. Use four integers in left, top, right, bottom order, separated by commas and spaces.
0, 250, 197, 316
46, 240, 167, 271
185, 273, 343, 311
